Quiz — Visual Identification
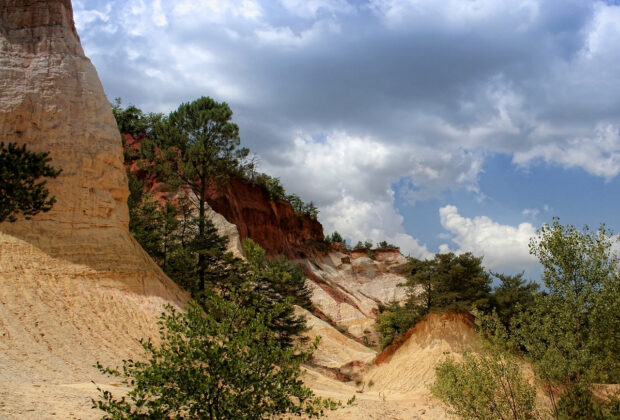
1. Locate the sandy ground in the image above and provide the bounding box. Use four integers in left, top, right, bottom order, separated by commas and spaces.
0, 234, 461, 419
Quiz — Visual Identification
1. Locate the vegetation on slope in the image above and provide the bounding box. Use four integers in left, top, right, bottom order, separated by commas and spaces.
431, 219, 620, 419
97, 97, 345, 418
113, 98, 319, 220
0, 142, 61, 223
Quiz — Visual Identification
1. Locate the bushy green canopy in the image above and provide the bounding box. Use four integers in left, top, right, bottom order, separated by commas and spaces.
0, 142, 61, 223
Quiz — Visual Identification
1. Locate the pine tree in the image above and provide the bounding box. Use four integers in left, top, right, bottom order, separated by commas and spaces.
0, 142, 61, 223
162, 97, 249, 293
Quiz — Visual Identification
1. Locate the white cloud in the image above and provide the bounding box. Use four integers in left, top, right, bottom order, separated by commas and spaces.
279, 0, 354, 18
172, 0, 262, 20
439, 205, 539, 272
514, 124, 620, 180
369, 0, 540, 30
254, 20, 340, 48
259, 131, 449, 258
73, 2, 112, 31
522, 208, 539, 218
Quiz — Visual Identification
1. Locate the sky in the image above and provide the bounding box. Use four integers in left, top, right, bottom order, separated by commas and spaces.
73, 0, 620, 279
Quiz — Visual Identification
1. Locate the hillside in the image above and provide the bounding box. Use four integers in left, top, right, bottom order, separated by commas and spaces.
0, 2, 481, 419
308, 313, 479, 419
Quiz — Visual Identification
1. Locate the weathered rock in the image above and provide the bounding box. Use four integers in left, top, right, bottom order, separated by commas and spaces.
300, 250, 409, 344
0, 3, 186, 417
207, 178, 325, 258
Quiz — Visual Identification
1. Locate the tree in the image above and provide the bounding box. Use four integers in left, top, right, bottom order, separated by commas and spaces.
375, 300, 422, 349
328, 231, 346, 247
111, 98, 162, 140
163, 97, 249, 293
515, 218, 620, 418
0, 142, 61, 223
431, 311, 541, 420
378, 253, 492, 348
94, 296, 342, 419
243, 239, 311, 347
490, 271, 539, 330
406, 253, 492, 314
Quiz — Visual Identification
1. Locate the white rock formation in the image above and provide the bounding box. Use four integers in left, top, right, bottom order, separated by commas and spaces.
299, 249, 409, 343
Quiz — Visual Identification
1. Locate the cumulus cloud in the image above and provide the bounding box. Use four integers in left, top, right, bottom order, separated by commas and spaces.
72, 0, 620, 256
439, 205, 539, 273
258, 131, 438, 258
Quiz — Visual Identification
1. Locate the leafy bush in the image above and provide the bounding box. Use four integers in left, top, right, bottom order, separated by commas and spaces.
375, 301, 422, 350
431, 350, 539, 420
94, 297, 341, 419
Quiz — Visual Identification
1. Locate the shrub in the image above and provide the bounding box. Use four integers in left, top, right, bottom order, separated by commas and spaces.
431, 350, 539, 420
94, 297, 341, 419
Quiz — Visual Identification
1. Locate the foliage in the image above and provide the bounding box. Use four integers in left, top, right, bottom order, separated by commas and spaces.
513, 218, 620, 417
431, 349, 539, 420
0, 142, 61, 223
163, 96, 248, 189
112, 98, 163, 140
375, 301, 422, 350
114, 99, 319, 221
326, 231, 347, 247
431, 309, 541, 420
250, 174, 319, 219
94, 297, 342, 419
489, 271, 539, 330
406, 253, 492, 313
377, 253, 492, 349
242, 239, 311, 347
377, 240, 399, 250
160, 97, 249, 291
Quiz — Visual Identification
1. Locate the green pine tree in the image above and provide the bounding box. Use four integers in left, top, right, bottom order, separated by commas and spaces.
0, 142, 61, 223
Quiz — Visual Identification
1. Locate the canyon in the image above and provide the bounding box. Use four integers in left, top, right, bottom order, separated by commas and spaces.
0, 1, 475, 418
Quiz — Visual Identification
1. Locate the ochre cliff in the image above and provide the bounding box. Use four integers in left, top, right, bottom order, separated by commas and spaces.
0, 2, 186, 417
206, 178, 324, 258
124, 134, 324, 258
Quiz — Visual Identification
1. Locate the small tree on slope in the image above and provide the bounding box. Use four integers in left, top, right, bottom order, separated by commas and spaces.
94, 295, 343, 419
0, 142, 61, 223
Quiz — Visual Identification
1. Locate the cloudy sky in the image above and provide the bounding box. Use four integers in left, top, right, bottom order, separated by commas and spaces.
74, 0, 620, 277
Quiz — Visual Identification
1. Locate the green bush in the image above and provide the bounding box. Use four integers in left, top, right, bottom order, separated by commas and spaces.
94, 297, 341, 419
0, 142, 61, 223
431, 331, 540, 420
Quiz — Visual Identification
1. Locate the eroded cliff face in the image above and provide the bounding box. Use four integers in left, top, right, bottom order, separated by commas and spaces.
299, 247, 410, 344
0, 3, 185, 417
124, 134, 323, 258
0, 0, 132, 266
207, 178, 324, 258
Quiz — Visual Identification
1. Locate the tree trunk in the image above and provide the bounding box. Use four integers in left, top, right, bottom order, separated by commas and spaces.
198, 178, 206, 293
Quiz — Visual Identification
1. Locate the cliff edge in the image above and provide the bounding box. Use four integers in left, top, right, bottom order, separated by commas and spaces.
0, 2, 186, 417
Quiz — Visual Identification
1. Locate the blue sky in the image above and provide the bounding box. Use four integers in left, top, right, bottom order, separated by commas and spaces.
73, 0, 620, 277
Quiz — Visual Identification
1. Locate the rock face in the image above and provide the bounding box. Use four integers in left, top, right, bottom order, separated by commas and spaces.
299, 248, 410, 343
123, 134, 322, 258
1, 0, 132, 268
207, 178, 324, 258
0, 2, 186, 417
0, 0, 189, 289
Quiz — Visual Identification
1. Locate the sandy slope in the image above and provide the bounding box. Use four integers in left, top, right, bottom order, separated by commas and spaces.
0, 233, 186, 419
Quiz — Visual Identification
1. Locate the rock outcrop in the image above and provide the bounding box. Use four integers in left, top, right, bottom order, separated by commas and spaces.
123, 134, 323, 258
299, 247, 409, 343
0, 2, 186, 417
206, 178, 325, 258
